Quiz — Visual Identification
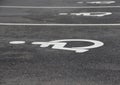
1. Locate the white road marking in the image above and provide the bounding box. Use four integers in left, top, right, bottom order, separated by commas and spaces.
87, 1, 116, 4
76, 2, 83, 4
0, 23, 120, 26
59, 13, 68, 15
32, 39, 104, 53
9, 41, 25, 44
0, 6, 120, 9
59, 12, 112, 17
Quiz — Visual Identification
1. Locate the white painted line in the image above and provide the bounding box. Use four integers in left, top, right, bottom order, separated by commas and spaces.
0, 23, 120, 26
0, 6, 120, 9
59, 13, 68, 15
76, 2, 83, 4
9, 41, 25, 44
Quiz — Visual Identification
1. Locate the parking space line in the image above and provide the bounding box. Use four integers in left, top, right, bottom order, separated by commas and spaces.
0, 23, 120, 26
0, 6, 120, 9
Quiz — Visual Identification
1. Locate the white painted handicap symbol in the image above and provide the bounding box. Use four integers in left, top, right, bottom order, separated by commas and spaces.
86, 1, 116, 4
59, 12, 112, 17
32, 39, 104, 53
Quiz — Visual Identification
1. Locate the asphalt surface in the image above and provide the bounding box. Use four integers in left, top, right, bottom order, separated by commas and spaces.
0, 8, 119, 24
0, 0, 120, 85
0, 0, 119, 6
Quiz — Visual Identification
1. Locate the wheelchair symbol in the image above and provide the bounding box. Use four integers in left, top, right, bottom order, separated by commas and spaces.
32, 39, 104, 53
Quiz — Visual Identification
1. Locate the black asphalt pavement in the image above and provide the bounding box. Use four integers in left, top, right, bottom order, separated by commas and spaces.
0, 0, 119, 6
0, 0, 120, 85
0, 26, 120, 85
0, 8, 119, 24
